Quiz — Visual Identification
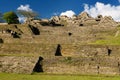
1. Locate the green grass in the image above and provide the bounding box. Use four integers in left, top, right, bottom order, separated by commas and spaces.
92, 37, 120, 45
90, 31, 120, 45
88, 27, 120, 45
1, 73, 120, 80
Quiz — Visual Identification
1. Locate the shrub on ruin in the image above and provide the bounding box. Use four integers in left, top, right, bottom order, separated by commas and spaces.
3, 11, 19, 24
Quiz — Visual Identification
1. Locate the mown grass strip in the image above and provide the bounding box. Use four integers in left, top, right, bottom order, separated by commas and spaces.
0, 73, 120, 80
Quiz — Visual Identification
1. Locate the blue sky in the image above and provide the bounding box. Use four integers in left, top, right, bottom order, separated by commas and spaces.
1, 0, 120, 21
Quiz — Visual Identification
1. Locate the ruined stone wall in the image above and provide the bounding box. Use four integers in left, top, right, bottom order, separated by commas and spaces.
0, 56, 37, 74
0, 44, 117, 57
0, 45, 120, 75
43, 56, 120, 75
0, 21, 119, 75
0, 55, 120, 75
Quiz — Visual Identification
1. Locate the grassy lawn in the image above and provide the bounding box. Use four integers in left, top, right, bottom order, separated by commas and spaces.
1, 73, 120, 80
93, 37, 120, 45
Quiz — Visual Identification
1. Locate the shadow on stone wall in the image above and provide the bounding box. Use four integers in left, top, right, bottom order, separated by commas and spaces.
29, 25, 40, 35
107, 48, 112, 56
55, 44, 62, 56
33, 57, 44, 72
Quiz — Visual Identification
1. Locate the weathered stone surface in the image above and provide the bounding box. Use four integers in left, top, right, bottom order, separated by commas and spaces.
50, 16, 60, 24
24, 12, 118, 27
0, 56, 37, 74
78, 12, 92, 20
99, 16, 117, 26
95, 15, 103, 21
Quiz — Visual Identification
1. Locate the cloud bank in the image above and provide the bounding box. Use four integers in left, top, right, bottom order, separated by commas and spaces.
84, 2, 120, 21
60, 10, 75, 18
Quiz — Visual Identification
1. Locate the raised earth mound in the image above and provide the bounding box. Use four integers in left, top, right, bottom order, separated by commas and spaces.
0, 12, 120, 75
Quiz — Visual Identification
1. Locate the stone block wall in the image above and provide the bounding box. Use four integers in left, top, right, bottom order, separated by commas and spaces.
0, 56, 37, 74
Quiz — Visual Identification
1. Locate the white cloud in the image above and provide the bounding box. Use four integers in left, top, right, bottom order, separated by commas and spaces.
17, 4, 33, 12
84, 2, 120, 21
60, 10, 75, 18
18, 16, 26, 23
119, 0, 120, 3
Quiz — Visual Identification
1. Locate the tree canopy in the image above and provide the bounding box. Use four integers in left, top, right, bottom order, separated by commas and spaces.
3, 11, 19, 24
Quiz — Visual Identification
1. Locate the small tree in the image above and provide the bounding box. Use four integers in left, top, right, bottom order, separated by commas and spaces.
3, 11, 19, 24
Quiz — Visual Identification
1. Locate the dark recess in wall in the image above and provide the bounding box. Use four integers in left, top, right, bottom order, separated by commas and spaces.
108, 49, 112, 56
29, 25, 40, 35
33, 57, 44, 72
0, 38, 3, 43
11, 32, 20, 38
79, 23, 84, 26
68, 32, 72, 36
55, 44, 62, 56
